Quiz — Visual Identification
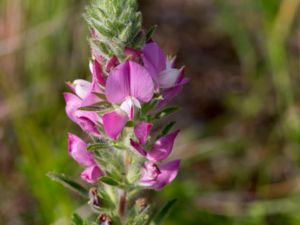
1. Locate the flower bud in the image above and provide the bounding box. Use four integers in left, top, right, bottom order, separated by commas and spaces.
89, 187, 101, 207
98, 214, 112, 225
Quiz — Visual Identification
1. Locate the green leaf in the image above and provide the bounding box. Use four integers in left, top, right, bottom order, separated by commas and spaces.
72, 213, 84, 225
154, 107, 179, 120
87, 142, 110, 151
145, 25, 157, 41
79, 101, 111, 111
161, 121, 176, 136
47, 172, 88, 198
153, 199, 177, 225
100, 176, 120, 186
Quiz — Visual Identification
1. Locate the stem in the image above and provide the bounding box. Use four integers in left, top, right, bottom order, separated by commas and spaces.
119, 189, 127, 220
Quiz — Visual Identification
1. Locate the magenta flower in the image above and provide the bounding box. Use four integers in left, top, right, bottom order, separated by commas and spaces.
131, 130, 181, 190
131, 130, 180, 162
142, 42, 182, 89
64, 93, 101, 137
105, 60, 154, 119
102, 110, 129, 140
140, 160, 180, 190
68, 133, 95, 166
134, 122, 153, 145
80, 165, 103, 184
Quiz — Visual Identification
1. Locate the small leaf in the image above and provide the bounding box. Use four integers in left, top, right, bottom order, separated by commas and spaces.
161, 121, 176, 136
145, 25, 157, 41
141, 100, 157, 115
72, 213, 84, 225
93, 92, 107, 100
126, 120, 135, 127
153, 199, 177, 225
154, 107, 179, 120
87, 142, 110, 151
47, 172, 88, 198
100, 176, 120, 186
79, 102, 111, 111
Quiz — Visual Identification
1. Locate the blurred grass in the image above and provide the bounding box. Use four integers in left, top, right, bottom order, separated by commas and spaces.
2, 0, 300, 224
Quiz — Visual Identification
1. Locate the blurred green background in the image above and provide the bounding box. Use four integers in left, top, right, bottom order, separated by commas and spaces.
1, 0, 300, 224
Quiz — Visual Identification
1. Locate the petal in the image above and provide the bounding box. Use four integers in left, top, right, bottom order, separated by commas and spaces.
105, 61, 130, 104
147, 130, 180, 162
68, 133, 95, 166
158, 69, 181, 89
134, 122, 153, 145
130, 139, 147, 156
128, 61, 154, 103
166, 55, 177, 70
153, 160, 181, 190
120, 98, 135, 120
76, 116, 101, 137
90, 60, 106, 86
102, 110, 128, 140
64, 92, 82, 122
142, 42, 166, 84
80, 165, 103, 184
73, 79, 92, 99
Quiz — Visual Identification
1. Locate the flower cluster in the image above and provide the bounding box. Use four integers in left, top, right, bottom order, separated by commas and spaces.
64, 41, 187, 190
55, 0, 188, 223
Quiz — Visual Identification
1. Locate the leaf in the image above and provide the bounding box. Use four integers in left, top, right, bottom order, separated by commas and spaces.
47, 172, 88, 198
161, 121, 176, 136
87, 142, 110, 151
93, 92, 107, 100
72, 213, 84, 225
100, 176, 120, 186
154, 107, 179, 120
79, 101, 111, 111
145, 25, 157, 41
153, 199, 177, 225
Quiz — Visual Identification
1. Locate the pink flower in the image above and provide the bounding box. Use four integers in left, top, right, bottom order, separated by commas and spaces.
64, 92, 101, 137
80, 165, 103, 184
68, 133, 95, 166
102, 110, 129, 140
140, 160, 180, 190
142, 42, 183, 90
105, 60, 154, 119
134, 122, 153, 145
131, 130, 180, 162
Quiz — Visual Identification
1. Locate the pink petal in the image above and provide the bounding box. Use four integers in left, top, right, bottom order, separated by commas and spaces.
102, 110, 128, 140
105, 61, 154, 104
76, 116, 101, 138
142, 42, 166, 85
73, 79, 92, 99
153, 160, 181, 190
90, 60, 106, 86
130, 139, 147, 156
158, 69, 181, 89
147, 130, 180, 162
64, 92, 82, 122
128, 61, 154, 103
68, 133, 95, 166
134, 122, 153, 144
80, 165, 103, 184
64, 92, 101, 137
105, 61, 131, 104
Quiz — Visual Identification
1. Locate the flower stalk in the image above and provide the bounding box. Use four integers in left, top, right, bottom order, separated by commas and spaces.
50, 0, 188, 224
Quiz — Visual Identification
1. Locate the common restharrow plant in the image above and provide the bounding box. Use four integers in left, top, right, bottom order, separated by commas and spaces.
49, 0, 188, 224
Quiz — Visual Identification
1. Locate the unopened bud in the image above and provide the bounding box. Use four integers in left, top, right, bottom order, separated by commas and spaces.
98, 214, 112, 225
136, 197, 148, 212
89, 187, 100, 207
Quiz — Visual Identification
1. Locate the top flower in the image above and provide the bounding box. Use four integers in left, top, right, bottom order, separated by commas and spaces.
105, 60, 154, 118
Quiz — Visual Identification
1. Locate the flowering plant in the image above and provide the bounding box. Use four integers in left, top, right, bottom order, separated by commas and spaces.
49, 0, 187, 224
